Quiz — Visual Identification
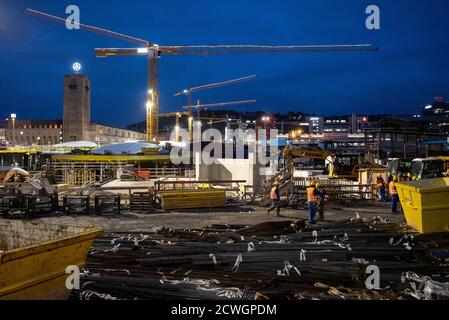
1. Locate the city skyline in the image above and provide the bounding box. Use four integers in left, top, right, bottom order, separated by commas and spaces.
1, 0, 449, 127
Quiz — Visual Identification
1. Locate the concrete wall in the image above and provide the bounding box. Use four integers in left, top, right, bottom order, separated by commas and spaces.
195, 152, 263, 187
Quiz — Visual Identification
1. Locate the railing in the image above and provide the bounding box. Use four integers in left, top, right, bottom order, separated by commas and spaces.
291, 177, 375, 203
256, 164, 294, 206
154, 179, 246, 191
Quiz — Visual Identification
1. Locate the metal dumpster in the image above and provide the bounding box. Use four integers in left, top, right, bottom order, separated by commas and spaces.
396, 177, 449, 234
0, 221, 102, 300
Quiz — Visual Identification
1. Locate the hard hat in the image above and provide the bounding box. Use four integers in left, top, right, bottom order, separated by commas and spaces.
308, 180, 316, 187
393, 176, 399, 182
407, 173, 412, 177
315, 182, 321, 188
377, 174, 382, 178
274, 181, 280, 187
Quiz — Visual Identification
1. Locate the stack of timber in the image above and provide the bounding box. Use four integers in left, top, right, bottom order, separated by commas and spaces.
159, 190, 226, 210
71, 217, 449, 300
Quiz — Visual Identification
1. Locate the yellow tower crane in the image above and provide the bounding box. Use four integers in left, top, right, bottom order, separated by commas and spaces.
174, 75, 256, 123
158, 112, 190, 142
24, 8, 378, 142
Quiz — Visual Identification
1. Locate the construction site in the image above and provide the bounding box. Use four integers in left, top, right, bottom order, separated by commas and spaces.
1, 2, 449, 308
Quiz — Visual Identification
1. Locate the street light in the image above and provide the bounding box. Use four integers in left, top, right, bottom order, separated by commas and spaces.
10, 113, 16, 147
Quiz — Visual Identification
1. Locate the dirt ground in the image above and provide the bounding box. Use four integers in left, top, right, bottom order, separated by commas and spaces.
34, 201, 406, 232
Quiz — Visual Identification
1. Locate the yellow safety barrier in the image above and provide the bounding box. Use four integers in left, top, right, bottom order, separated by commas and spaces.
396, 178, 449, 234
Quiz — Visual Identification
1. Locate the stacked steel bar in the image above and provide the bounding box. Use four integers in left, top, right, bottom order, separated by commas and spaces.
71, 217, 449, 300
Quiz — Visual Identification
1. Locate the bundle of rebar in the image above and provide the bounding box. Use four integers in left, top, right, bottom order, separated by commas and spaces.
71, 217, 449, 300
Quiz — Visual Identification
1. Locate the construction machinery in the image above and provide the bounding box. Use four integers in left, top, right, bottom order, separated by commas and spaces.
437, 156, 449, 173
159, 112, 190, 141
283, 146, 334, 165
25, 8, 377, 142
409, 158, 445, 180
175, 75, 256, 127
386, 158, 413, 177
387, 157, 445, 180
184, 100, 256, 121
283, 145, 377, 180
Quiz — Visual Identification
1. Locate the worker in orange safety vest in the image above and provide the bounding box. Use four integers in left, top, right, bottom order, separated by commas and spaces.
267, 181, 281, 216
389, 176, 400, 213
306, 180, 323, 224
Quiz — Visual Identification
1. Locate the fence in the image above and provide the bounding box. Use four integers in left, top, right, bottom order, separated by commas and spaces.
50, 160, 194, 186
290, 177, 375, 205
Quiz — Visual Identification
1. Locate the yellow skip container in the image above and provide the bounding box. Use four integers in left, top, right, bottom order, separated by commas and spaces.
395, 177, 449, 234
0, 221, 102, 300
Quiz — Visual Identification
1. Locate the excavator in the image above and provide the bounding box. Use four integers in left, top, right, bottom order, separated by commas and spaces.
283, 145, 378, 180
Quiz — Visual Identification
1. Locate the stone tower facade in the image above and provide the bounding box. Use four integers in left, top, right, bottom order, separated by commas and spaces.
63, 74, 91, 142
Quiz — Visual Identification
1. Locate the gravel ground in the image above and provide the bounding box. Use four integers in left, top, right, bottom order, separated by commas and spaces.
33, 201, 406, 232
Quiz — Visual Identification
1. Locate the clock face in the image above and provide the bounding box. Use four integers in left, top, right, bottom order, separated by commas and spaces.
72, 62, 82, 72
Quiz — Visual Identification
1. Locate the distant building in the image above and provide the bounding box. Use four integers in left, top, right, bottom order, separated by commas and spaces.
363, 116, 448, 161
5, 119, 63, 146
422, 97, 449, 116
419, 97, 449, 134
63, 74, 145, 143
304, 116, 324, 134
4, 74, 145, 146
0, 120, 6, 147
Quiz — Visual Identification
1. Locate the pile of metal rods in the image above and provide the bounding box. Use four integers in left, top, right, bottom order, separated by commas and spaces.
71, 217, 449, 300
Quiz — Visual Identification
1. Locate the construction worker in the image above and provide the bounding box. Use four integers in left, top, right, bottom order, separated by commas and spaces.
306, 181, 323, 224
389, 176, 400, 213
315, 182, 327, 221
267, 181, 281, 217
375, 174, 387, 202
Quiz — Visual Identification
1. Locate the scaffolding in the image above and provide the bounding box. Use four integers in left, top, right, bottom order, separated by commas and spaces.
49, 154, 192, 186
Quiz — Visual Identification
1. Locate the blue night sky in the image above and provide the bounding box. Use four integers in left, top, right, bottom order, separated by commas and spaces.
0, 0, 448, 127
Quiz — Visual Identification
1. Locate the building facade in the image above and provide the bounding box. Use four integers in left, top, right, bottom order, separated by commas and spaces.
63, 74, 146, 143
363, 116, 448, 161
5, 120, 63, 146
0, 120, 6, 147
3, 74, 145, 147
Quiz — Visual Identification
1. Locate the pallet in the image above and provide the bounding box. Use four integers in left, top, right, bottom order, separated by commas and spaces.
129, 192, 154, 213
